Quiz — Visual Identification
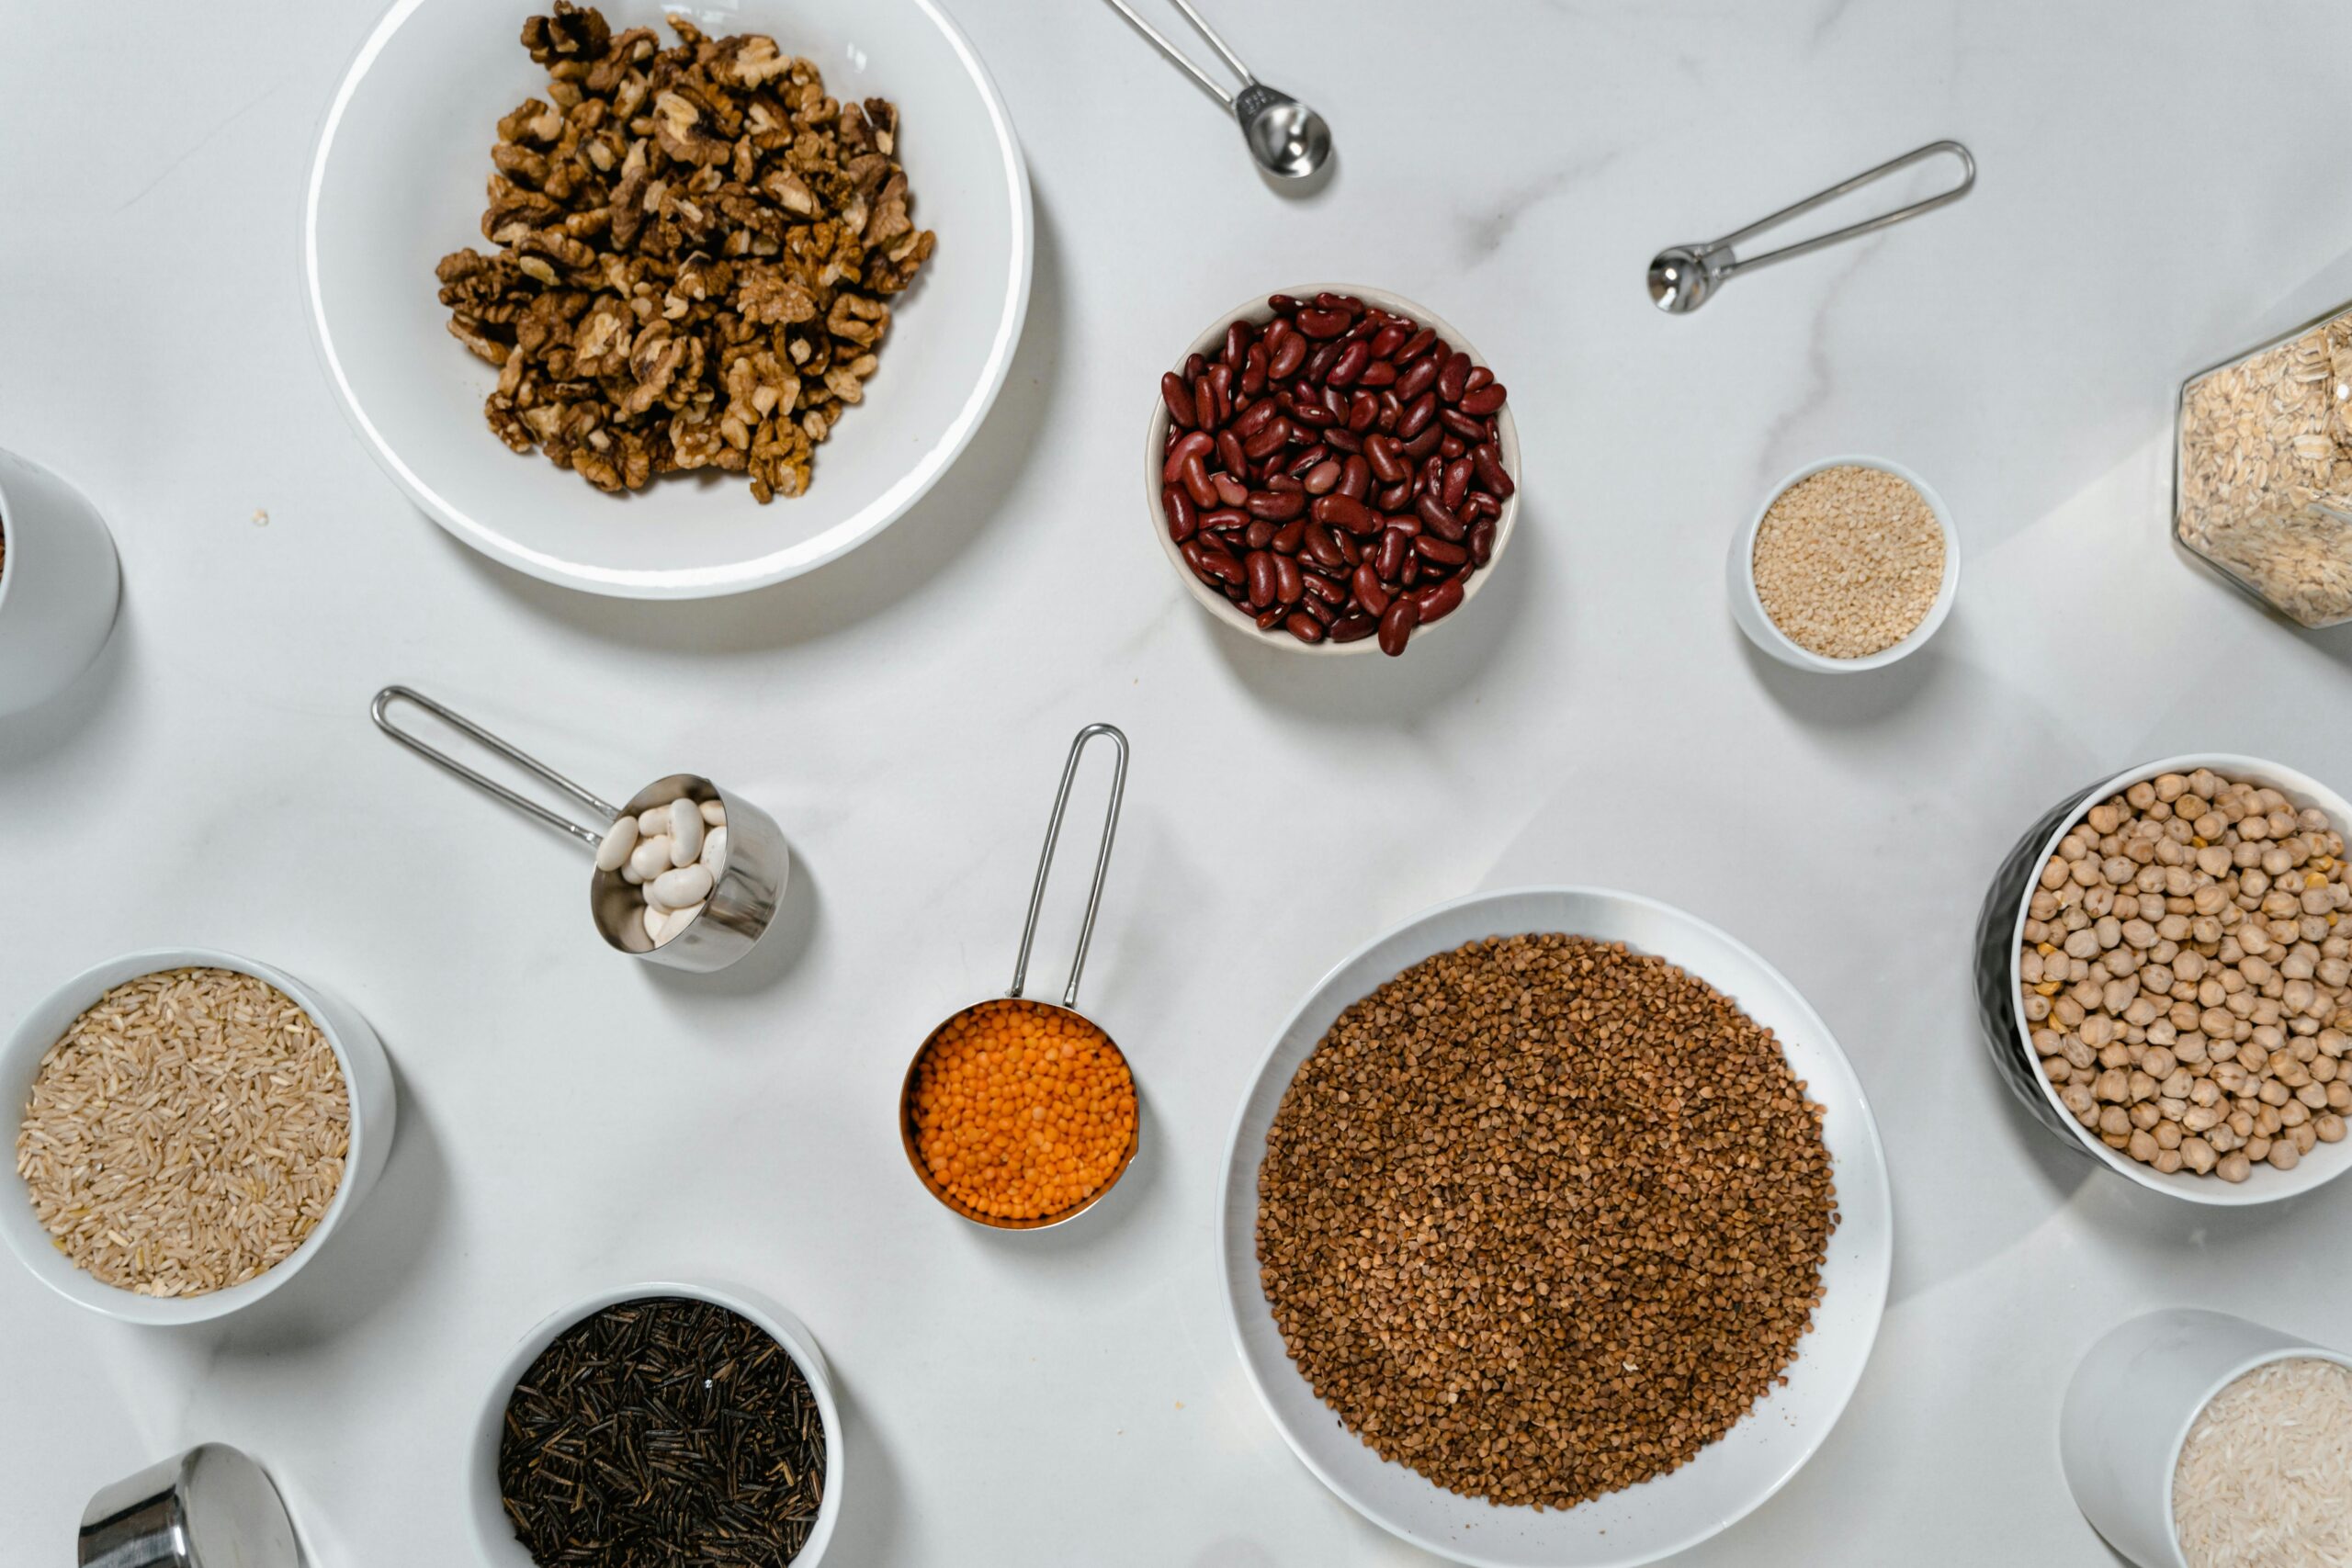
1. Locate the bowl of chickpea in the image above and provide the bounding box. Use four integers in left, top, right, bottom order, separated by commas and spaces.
1974, 754, 2352, 1205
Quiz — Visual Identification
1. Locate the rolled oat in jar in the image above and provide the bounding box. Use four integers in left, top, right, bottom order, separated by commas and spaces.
2175, 307, 2352, 627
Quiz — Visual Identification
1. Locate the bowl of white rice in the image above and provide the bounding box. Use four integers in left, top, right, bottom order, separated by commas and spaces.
2062, 1307, 2352, 1568
0, 949, 396, 1325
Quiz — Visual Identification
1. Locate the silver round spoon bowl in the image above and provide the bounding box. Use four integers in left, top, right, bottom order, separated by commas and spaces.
1237, 85, 1330, 179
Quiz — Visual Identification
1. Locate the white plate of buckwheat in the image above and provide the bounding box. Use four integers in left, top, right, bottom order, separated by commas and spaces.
306, 0, 1030, 598
1218, 887, 1893, 1568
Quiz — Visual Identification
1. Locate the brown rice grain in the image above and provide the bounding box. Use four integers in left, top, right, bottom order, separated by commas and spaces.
14, 967, 349, 1297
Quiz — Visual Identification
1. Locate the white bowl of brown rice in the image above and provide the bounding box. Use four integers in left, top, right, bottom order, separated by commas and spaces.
1729, 455, 1959, 671
1, 950, 395, 1324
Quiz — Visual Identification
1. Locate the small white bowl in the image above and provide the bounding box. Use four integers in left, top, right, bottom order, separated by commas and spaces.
468, 1281, 844, 1568
1218, 887, 1891, 1566
1728, 455, 1959, 671
306, 0, 1032, 599
0, 447, 119, 716
2062, 1307, 2352, 1568
1995, 753, 2352, 1206
1146, 285, 1521, 656
0, 949, 397, 1325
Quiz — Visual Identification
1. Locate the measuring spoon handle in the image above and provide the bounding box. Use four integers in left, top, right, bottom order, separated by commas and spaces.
1010, 723, 1130, 1010
1714, 139, 1975, 278
371, 685, 619, 852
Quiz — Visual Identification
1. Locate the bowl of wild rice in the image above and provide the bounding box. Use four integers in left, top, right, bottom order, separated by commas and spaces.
1728, 456, 1958, 672
467, 1280, 843, 1568
1217, 887, 1893, 1568
0, 950, 396, 1325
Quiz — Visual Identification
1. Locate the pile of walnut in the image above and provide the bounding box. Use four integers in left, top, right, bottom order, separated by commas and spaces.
435, 3, 936, 502
2020, 769, 2352, 1181
1257, 935, 1837, 1510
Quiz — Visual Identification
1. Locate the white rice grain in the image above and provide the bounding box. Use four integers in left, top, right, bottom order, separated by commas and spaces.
2174, 1357, 2352, 1568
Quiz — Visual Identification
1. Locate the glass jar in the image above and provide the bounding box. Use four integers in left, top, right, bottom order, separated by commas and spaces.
2175, 305, 2352, 627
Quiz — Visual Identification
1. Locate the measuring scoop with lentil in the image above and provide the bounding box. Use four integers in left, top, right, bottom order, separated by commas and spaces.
2018, 768, 2352, 1180
1256, 934, 1837, 1509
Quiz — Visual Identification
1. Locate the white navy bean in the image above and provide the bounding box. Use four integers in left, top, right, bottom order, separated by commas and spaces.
651, 863, 713, 908
638, 806, 670, 835
670, 800, 705, 865
628, 835, 673, 881
641, 904, 668, 945
595, 815, 639, 872
700, 799, 726, 826
700, 826, 727, 876
622, 862, 648, 886
661, 903, 703, 942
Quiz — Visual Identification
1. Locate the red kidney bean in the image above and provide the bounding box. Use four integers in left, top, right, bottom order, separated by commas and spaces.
1272, 555, 1303, 604
1338, 455, 1371, 500
1416, 494, 1465, 541
1163, 429, 1211, 481
1375, 526, 1411, 580
1268, 333, 1307, 380
1374, 480, 1410, 511
1438, 405, 1487, 441
1357, 359, 1397, 389
1184, 351, 1207, 379
1463, 365, 1492, 394
1285, 611, 1325, 644
1469, 520, 1496, 565
1363, 435, 1407, 484
1224, 321, 1251, 369
1377, 598, 1420, 656
1327, 340, 1370, 388
1163, 485, 1197, 541
1296, 306, 1350, 339
1396, 355, 1439, 402
1302, 570, 1345, 604
1209, 365, 1234, 422
1400, 423, 1442, 462
1162, 372, 1196, 429
1346, 391, 1379, 434
1181, 455, 1216, 508
1324, 427, 1363, 456
1306, 525, 1347, 569
1314, 291, 1357, 312
1304, 593, 1339, 627
1201, 507, 1245, 533
1216, 432, 1248, 477
1247, 488, 1305, 522
1289, 397, 1334, 430
1416, 454, 1444, 496
1267, 294, 1298, 313
1442, 457, 1473, 509
1289, 443, 1330, 475
1472, 444, 1513, 498
1212, 472, 1248, 508
1185, 538, 1243, 582
1352, 562, 1391, 616
1235, 400, 1280, 440
1242, 419, 1291, 460
1397, 391, 1438, 440
1436, 351, 1473, 402
1243, 518, 1275, 549
1332, 613, 1377, 642
1368, 322, 1410, 359
1311, 493, 1379, 534
1270, 520, 1305, 553
1266, 471, 1301, 495
1192, 377, 1216, 430
1375, 390, 1402, 433
1439, 434, 1466, 460
1334, 528, 1363, 567
1245, 550, 1276, 607
1395, 327, 1437, 364
1241, 343, 1267, 397
1415, 535, 1467, 566
1257, 604, 1287, 630
1384, 511, 1421, 537
1415, 579, 1464, 623
1459, 383, 1507, 417
1302, 459, 1341, 495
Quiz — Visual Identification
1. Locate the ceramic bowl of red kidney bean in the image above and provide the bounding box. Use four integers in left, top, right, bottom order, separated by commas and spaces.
1147, 287, 1521, 657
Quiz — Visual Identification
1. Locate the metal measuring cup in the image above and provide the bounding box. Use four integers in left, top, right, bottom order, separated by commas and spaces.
899, 723, 1137, 1230
371, 686, 788, 973
79, 1443, 299, 1568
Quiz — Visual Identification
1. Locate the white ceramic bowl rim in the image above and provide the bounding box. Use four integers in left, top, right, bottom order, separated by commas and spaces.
2006, 752, 2352, 1206
1216, 886, 1893, 1568
2158, 1342, 2352, 1557
469, 1280, 845, 1568
0, 947, 379, 1324
302, 0, 1033, 599
1146, 283, 1522, 656
1736, 454, 1960, 671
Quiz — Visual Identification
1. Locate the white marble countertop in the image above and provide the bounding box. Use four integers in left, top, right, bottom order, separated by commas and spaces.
6, 1, 2352, 1563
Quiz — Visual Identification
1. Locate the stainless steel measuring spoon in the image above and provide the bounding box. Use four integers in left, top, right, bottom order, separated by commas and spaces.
1648, 140, 1975, 313
372, 685, 787, 973
899, 723, 1136, 1231
1099, 0, 1331, 179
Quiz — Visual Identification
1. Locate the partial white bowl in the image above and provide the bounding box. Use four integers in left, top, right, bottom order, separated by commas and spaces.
468, 1280, 844, 1568
1992, 753, 2352, 1206
306, 0, 1032, 599
1728, 455, 1959, 671
1147, 285, 1521, 656
0, 447, 119, 716
1217, 887, 1892, 1568
2062, 1307, 2352, 1568
0, 949, 396, 1325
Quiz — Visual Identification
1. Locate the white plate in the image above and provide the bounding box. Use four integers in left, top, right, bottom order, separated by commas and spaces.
1217, 888, 1893, 1568
305, 0, 1031, 598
